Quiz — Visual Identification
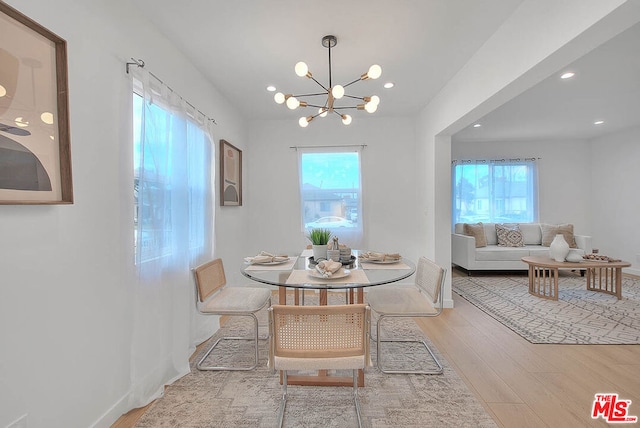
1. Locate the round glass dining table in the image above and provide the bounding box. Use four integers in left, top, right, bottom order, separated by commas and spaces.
242, 250, 415, 387
241, 250, 416, 305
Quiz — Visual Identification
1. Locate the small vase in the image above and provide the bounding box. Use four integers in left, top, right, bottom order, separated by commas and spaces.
312, 244, 327, 261
549, 234, 570, 262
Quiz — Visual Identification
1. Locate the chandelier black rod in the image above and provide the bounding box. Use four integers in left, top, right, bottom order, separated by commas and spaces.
343, 78, 362, 89
343, 94, 366, 101
291, 92, 328, 98
309, 76, 329, 92
328, 39, 333, 88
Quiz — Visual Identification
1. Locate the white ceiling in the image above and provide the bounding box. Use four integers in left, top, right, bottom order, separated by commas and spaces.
130, 0, 525, 120
130, 1, 638, 141
453, 21, 640, 143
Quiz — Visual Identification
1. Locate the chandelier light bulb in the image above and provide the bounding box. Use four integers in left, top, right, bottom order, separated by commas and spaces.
299, 116, 311, 127
367, 64, 382, 79
341, 114, 352, 125
295, 62, 309, 77
274, 92, 285, 104
332, 85, 345, 99
369, 95, 380, 106
286, 96, 300, 110
364, 102, 378, 113
318, 108, 328, 118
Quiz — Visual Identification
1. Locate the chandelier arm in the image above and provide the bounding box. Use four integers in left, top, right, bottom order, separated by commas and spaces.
304, 103, 327, 109
293, 92, 329, 98
342, 94, 366, 101
331, 106, 359, 110
309, 76, 329, 92
342, 78, 363, 89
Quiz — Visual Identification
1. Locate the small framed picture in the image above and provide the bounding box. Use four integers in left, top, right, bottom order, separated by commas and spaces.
220, 139, 242, 206
0, 2, 73, 204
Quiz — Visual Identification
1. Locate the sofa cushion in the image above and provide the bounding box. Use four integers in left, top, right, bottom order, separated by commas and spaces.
463, 222, 487, 248
528, 246, 551, 257
519, 223, 542, 245
476, 246, 530, 261
496, 224, 525, 247
483, 223, 498, 245
541, 223, 577, 248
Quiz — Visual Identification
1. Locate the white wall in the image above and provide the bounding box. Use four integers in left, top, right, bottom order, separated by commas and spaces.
241, 116, 420, 286
590, 126, 640, 275
451, 139, 593, 234
0, 1, 245, 427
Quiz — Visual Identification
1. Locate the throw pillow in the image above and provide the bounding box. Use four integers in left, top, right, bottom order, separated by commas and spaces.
463, 222, 487, 248
495, 224, 525, 247
541, 223, 577, 248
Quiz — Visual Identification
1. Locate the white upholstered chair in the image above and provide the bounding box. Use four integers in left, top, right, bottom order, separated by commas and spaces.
366, 256, 445, 374
269, 304, 370, 428
193, 258, 272, 371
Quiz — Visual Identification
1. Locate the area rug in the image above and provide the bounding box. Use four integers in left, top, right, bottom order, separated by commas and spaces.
135, 297, 496, 428
452, 272, 640, 344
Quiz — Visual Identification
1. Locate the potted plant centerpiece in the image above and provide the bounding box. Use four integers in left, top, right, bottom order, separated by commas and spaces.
307, 228, 331, 261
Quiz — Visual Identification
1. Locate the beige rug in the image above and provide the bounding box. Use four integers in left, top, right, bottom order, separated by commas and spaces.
136, 298, 496, 427
453, 271, 640, 344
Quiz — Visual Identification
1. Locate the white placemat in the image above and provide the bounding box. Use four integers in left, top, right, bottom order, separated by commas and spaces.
359, 261, 411, 270
244, 257, 298, 271
286, 269, 370, 285
300, 248, 313, 257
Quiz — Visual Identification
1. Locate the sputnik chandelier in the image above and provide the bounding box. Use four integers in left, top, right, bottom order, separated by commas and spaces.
274, 35, 381, 127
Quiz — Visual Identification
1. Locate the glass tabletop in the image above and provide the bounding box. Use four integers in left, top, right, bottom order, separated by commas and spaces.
241, 250, 416, 290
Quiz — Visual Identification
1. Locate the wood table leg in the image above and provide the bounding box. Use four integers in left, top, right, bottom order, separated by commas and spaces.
279, 287, 287, 305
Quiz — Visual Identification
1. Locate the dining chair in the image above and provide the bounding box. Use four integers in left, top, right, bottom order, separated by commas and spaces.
366, 256, 446, 374
269, 304, 370, 428
193, 258, 272, 371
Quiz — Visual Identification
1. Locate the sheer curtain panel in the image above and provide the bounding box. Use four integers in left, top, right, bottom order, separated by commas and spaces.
128, 67, 215, 408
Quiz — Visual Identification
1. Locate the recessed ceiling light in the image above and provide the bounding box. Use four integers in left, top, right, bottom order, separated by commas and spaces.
560, 71, 575, 79
383, 82, 394, 89
594, 120, 604, 125
266, 85, 276, 92
473, 123, 482, 128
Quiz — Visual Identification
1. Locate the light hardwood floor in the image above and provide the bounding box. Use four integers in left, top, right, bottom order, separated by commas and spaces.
113, 271, 640, 427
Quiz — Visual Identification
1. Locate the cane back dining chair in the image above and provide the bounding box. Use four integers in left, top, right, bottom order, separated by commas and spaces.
193, 258, 272, 371
269, 304, 371, 428
366, 256, 446, 374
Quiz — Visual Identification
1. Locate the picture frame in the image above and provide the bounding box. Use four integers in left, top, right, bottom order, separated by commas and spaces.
220, 139, 242, 206
0, 2, 73, 204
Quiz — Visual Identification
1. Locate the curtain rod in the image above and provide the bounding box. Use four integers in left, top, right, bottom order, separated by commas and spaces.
452, 157, 540, 164
290, 144, 367, 150
126, 58, 217, 125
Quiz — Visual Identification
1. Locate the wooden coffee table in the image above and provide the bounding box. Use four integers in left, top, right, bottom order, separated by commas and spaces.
521, 256, 631, 300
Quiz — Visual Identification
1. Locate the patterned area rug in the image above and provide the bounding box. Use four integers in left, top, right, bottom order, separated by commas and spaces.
453, 272, 640, 344
136, 295, 496, 428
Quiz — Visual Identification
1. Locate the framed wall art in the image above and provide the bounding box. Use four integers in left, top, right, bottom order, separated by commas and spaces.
0, 2, 73, 204
220, 139, 242, 206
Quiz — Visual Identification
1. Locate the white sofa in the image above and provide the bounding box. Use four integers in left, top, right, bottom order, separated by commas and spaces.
452, 223, 592, 273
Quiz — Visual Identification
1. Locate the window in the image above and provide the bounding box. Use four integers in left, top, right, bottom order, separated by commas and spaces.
299, 149, 363, 246
132, 90, 212, 264
452, 158, 538, 225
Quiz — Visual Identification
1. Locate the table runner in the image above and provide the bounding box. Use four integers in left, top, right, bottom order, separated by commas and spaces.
286, 268, 370, 285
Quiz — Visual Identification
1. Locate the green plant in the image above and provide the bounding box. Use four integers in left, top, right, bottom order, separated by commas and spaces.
307, 228, 331, 245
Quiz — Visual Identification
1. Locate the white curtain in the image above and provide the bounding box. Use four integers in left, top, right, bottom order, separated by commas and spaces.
127, 67, 215, 408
